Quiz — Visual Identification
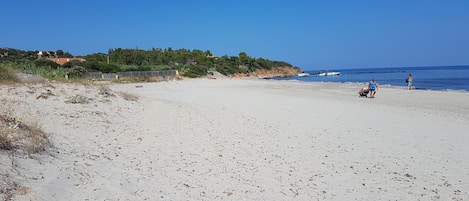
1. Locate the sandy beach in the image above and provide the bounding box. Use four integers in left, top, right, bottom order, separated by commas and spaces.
1, 78, 469, 200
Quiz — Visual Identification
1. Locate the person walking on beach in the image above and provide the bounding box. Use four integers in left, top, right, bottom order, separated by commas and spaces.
406, 74, 413, 90
368, 78, 378, 98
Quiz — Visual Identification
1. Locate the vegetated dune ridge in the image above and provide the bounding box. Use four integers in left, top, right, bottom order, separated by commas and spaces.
1, 78, 468, 200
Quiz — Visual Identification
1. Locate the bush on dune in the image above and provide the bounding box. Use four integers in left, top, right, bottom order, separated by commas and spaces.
0, 111, 51, 156
0, 106, 46, 199
0, 65, 19, 83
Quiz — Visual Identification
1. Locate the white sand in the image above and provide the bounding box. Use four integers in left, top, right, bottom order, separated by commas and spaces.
1, 78, 469, 200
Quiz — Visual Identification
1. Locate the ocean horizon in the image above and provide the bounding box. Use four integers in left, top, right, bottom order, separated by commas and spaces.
276, 65, 469, 91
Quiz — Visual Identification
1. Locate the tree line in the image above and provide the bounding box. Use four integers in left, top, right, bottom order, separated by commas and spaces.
0, 47, 298, 78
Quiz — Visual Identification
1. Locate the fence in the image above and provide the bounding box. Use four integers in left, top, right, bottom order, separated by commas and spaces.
84, 72, 103, 79
118, 70, 177, 78
84, 70, 178, 80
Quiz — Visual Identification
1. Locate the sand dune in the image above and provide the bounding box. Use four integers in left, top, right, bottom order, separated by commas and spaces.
1, 78, 468, 200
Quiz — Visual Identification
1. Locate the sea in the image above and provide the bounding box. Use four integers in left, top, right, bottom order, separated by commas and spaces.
274, 65, 469, 91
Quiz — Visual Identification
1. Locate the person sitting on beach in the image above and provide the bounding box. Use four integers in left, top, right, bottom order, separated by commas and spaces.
406, 73, 413, 90
358, 87, 369, 97
368, 78, 378, 98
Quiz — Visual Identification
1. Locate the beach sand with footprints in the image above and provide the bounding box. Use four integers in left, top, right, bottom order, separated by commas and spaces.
1, 78, 469, 200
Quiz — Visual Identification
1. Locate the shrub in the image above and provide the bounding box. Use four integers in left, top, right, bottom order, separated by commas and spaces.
183, 65, 208, 78
33, 59, 59, 69
62, 60, 84, 68
0, 65, 19, 82
216, 64, 239, 75
32, 66, 67, 80
97, 63, 121, 73
67, 66, 87, 78
0, 106, 51, 155
81, 61, 122, 73
11, 62, 66, 80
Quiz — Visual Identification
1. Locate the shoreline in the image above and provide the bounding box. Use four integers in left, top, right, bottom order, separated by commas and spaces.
1, 78, 468, 200
271, 77, 469, 92
276, 65, 469, 91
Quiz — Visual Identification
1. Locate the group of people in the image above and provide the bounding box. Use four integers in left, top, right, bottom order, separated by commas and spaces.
358, 74, 413, 98
358, 78, 378, 98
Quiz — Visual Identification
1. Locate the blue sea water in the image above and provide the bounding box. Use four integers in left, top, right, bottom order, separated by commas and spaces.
276, 66, 469, 91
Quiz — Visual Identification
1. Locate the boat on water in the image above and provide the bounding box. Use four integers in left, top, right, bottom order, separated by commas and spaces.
317, 71, 341, 76
297, 72, 310, 77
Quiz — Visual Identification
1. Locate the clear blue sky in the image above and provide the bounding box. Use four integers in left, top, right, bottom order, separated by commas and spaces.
2, 0, 468, 70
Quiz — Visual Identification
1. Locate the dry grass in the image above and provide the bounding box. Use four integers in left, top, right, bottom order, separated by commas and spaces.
0, 175, 30, 201
0, 101, 51, 156
113, 76, 157, 83
0, 100, 48, 200
65, 94, 90, 104
0, 115, 50, 156
0, 176, 18, 201
0, 67, 19, 84
118, 92, 139, 101
98, 85, 115, 98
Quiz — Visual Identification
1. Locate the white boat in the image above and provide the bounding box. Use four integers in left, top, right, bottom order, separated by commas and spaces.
297, 72, 310, 77
318, 71, 340, 76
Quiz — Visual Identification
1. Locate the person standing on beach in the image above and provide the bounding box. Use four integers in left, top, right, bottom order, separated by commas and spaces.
406, 74, 413, 90
368, 78, 378, 98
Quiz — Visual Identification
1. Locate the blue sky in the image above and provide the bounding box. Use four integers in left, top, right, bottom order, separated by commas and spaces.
2, 1, 468, 70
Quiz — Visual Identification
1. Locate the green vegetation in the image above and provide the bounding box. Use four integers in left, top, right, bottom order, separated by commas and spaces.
1, 47, 299, 78
0, 64, 19, 82
0, 61, 67, 80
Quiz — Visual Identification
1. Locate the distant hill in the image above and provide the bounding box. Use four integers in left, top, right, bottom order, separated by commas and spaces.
1, 47, 301, 78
